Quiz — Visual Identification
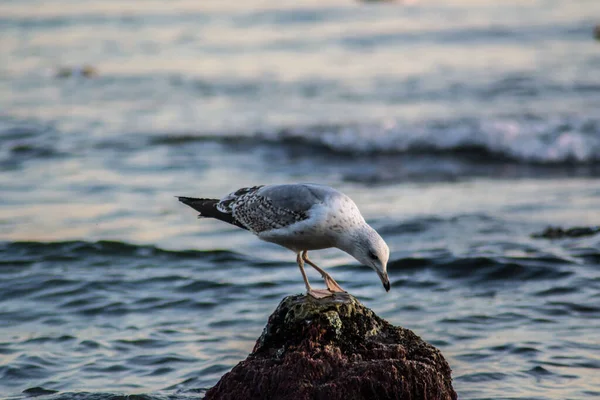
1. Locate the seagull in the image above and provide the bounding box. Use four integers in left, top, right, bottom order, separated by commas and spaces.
178, 183, 390, 298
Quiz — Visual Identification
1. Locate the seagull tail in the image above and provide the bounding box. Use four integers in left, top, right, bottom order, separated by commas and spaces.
177, 196, 249, 230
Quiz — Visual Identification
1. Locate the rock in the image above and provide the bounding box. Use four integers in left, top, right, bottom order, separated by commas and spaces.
204, 293, 457, 400
532, 226, 600, 239
22, 387, 59, 396
56, 65, 98, 78
595, 25, 600, 40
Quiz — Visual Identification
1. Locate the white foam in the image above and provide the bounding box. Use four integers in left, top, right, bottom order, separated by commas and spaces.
261, 117, 600, 163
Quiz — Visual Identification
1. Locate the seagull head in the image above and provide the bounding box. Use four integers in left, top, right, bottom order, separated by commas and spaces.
340, 225, 391, 292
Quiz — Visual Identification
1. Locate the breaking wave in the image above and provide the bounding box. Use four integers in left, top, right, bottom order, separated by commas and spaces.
255, 117, 600, 164
150, 116, 600, 165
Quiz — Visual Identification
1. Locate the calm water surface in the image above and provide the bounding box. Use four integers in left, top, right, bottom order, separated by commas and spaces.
1, 1, 600, 399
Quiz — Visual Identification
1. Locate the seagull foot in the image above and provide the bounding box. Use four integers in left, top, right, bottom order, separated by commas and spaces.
307, 289, 335, 299
323, 275, 346, 293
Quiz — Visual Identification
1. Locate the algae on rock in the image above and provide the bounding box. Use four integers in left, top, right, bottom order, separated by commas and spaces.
205, 293, 457, 400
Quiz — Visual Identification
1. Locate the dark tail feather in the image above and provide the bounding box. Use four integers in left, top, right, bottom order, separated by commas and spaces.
177, 197, 248, 230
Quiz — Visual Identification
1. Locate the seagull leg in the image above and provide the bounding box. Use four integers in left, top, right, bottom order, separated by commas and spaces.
297, 253, 332, 299
302, 251, 346, 293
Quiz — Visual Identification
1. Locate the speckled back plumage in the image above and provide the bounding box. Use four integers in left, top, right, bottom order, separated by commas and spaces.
222, 185, 314, 234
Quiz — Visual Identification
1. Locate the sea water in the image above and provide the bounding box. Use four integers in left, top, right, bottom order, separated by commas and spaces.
1, 1, 599, 399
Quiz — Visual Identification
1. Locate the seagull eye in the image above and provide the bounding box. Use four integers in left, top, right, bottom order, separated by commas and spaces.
369, 251, 378, 261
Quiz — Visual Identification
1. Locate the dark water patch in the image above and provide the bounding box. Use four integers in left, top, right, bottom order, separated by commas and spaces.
16, 355, 61, 369
60, 295, 107, 310
0, 120, 64, 169
534, 286, 579, 297
391, 277, 439, 289
387, 257, 436, 271
0, 363, 49, 384
525, 365, 555, 379
133, 296, 167, 306
445, 257, 572, 282
78, 302, 129, 317
570, 248, 600, 264
456, 371, 509, 383
23, 335, 76, 345
136, 275, 188, 285
148, 133, 216, 146
530, 317, 556, 324
114, 338, 172, 350
209, 318, 258, 328
145, 366, 174, 376
510, 346, 541, 357
9, 143, 59, 158
22, 386, 59, 397
377, 216, 445, 236
0, 310, 48, 324
454, 352, 492, 362
536, 301, 600, 318
34, 285, 91, 301
546, 301, 600, 315
0, 344, 20, 355
126, 354, 195, 366
175, 280, 234, 293
147, 299, 218, 312
573, 360, 600, 369
0, 124, 41, 140
197, 363, 232, 376
539, 359, 578, 368
233, 7, 346, 28
428, 339, 451, 347
82, 363, 129, 374
77, 340, 103, 351
247, 281, 279, 289
441, 312, 527, 326
0, 283, 49, 301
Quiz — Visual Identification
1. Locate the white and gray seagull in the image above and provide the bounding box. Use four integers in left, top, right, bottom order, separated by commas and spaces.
178, 183, 390, 298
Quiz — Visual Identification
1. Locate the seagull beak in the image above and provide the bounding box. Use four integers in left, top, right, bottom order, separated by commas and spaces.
378, 271, 391, 292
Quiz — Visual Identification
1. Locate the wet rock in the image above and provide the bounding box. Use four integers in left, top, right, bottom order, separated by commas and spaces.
56, 65, 98, 78
532, 226, 600, 239
204, 293, 457, 400
22, 387, 59, 397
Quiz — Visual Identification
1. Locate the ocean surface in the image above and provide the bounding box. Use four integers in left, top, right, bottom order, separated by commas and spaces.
1, 0, 600, 399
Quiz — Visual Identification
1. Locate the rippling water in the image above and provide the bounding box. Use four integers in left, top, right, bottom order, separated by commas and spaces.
1, 0, 600, 399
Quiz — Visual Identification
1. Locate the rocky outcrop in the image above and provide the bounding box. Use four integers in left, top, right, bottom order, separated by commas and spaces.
532, 226, 600, 239
55, 65, 98, 78
204, 293, 457, 400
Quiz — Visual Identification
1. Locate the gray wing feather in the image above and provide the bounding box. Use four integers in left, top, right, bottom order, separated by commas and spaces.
256, 184, 332, 213
225, 184, 335, 233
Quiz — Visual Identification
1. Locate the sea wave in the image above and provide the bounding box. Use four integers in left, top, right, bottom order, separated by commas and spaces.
258, 117, 600, 163
0, 240, 245, 264
150, 116, 600, 164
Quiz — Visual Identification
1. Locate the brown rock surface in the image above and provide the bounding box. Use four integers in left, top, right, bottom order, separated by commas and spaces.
204, 293, 457, 400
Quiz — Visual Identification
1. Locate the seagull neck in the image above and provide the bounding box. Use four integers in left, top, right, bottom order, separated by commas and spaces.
336, 223, 369, 255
